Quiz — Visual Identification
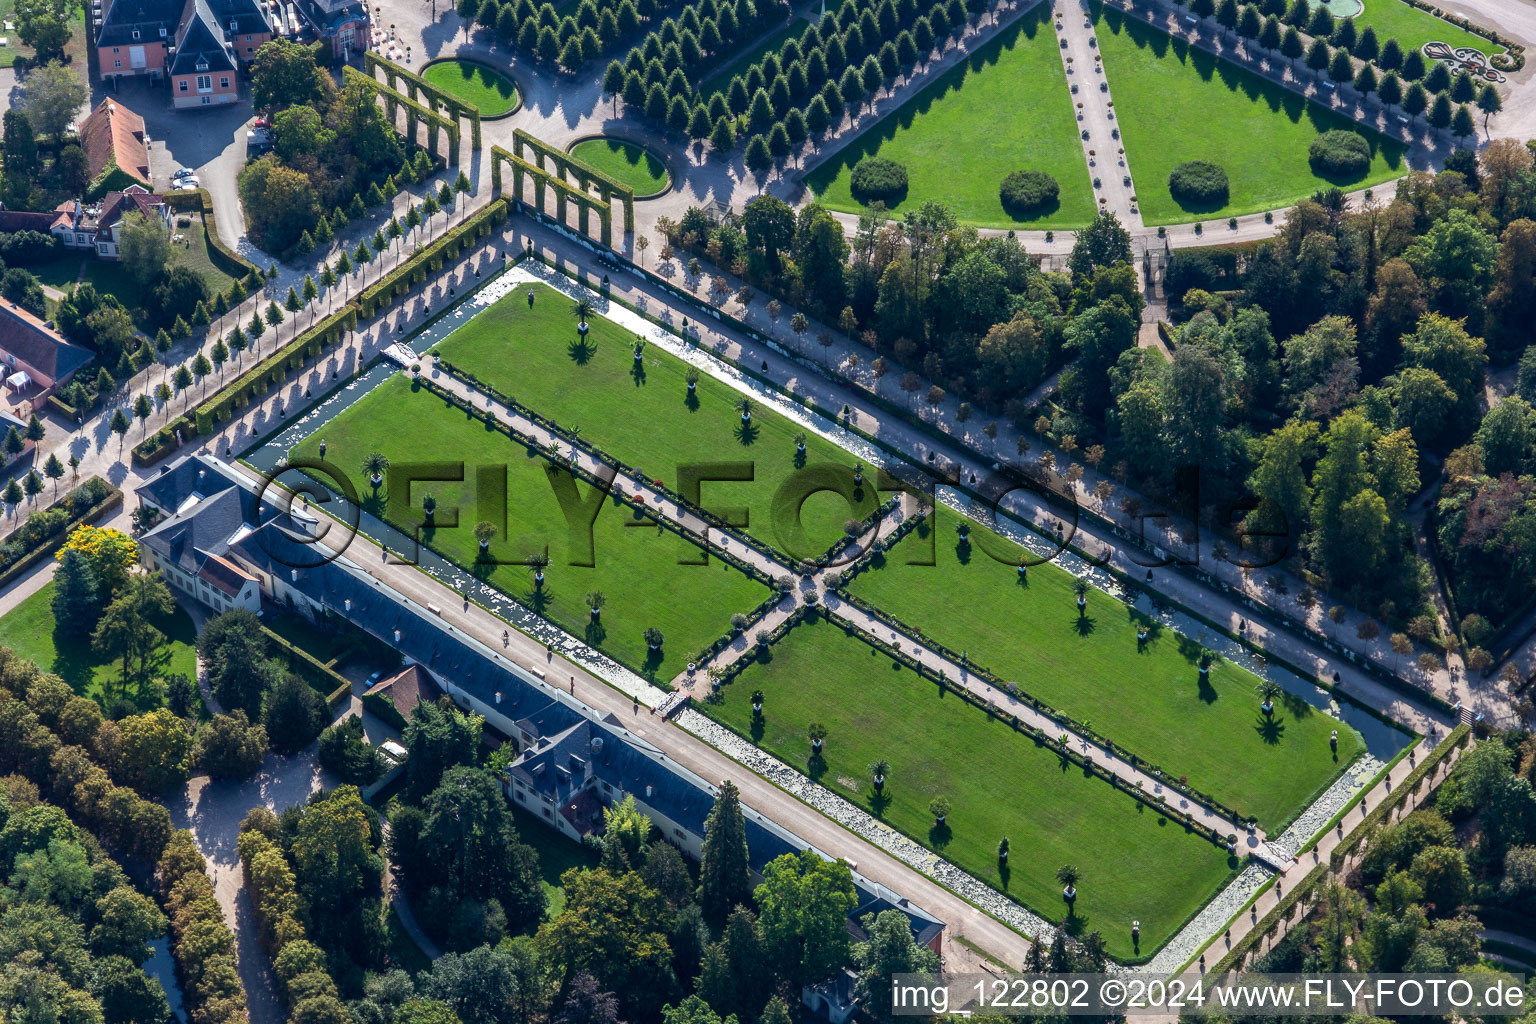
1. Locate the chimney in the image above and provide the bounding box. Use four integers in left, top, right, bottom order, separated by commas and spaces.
494, 691, 502, 704
392, 628, 401, 642
343, 598, 351, 611
644, 784, 653, 799
289, 569, 297, 581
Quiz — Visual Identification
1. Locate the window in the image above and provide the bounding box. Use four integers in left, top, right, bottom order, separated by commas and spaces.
114, 59, 122, 67
220, 76, 229, 88
158, 25, 166, 36
178, 79, 188, 91
131, 28, 139, 38
201, 96, 210, 105
112, 46, 119, 52
196, 74, 211, 91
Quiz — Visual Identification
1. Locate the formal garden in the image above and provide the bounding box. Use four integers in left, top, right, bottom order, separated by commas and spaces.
429, 282, 879, 560
289, 375, 770, 680
567, 137, 672, 196
421, 58, 521, 116
845, 512, 1365, 827
1343, 0, 1505, 57
806, 7, 1095, 227
705, 613, 1241, 958
1093, 5, 1407, 222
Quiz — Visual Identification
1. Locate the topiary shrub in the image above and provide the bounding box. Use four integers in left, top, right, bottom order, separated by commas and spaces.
1168, 160, 1229, 205
1308, 130, 1371, 177
849, 157, 909, 204
999, 170, 1060, 215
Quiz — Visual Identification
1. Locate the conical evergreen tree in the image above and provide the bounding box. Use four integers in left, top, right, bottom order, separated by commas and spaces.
698, 779, 752, 923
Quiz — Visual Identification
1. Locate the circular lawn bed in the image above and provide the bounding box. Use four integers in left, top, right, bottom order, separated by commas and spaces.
420, 59, 519, 117
568, 138, 671, 198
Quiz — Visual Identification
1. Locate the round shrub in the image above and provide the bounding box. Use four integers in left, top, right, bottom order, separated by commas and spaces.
849, 157, 909, 204
1308, 130, 1371, 177
1167, 160, 1229, 205
999, 170, 1060, 214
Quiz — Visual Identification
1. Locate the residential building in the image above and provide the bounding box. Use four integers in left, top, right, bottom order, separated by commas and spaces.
0, 303, 95, 415
143, 454, 948, 961
79, 98, 152, 196
292, 0, 367, 62
0, 203, 90, 250
90, 185, 172, 259
97, 0, 269, 92
138, 485, 263, 614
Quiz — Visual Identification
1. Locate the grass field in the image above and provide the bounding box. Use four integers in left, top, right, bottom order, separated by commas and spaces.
1346, 0, 1504, 58
290, 375, 768, 680
847, 513, 1361, 827
431, 282, 878, 561
509, 802, 596, 920
706, 614, 1239, 959
421, 59, 520, 116
805, 7, 1095, 229
699, 17, 809, 99
0, 579, 200, 711
1094, 5, 1407, 224
569, 139, 670, 197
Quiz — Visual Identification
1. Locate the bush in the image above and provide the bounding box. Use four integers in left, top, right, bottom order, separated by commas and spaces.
998, 170, 1060, 214
1307, 130, 1371, 177
1168, 160, 1229, 204
849, 157, 909, 204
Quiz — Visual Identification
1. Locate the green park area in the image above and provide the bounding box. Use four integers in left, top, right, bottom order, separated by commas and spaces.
290, 375, 768, 681
0, 579, 199, 710
431, 282, 878, 560
706, 614, 1239, 959
421, 59, 520, 116
1093, 5, 1407, 223
806, 8, 1095, 228
847, 513, 1362, 828
1346, 0, 1504, 57
568, 138, 671, 197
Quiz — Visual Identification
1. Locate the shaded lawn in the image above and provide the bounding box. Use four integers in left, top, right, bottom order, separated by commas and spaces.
0, 579, 201, 711
385, 908, 434, 975
806, 7, 1096, 229
431, 282, 878, 561
1346, 0, 1504, 58
290, 377, 768, 680
847, 514, 1362, 827
509, 801, 597, 920
698, 16, 809, 99
173, 213, 240, 296
707, 614, 1239, 960
421, 59, 520, 116
569, 139, 670, 198
1094, 4, 1407, 224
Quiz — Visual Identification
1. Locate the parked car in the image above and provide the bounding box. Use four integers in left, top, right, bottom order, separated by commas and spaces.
252, 117, 271, 129
246, 129, 272, 152
176, 177, 201, 190
171, 167, 197, 181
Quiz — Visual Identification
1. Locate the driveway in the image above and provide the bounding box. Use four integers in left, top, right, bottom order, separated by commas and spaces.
98, 76, 255, 253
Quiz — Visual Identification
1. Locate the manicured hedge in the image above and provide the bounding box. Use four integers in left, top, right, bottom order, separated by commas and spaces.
849, 158, 909, 205
999, 169, 1060, 214
354, 197, 511, 318
1168, 160, 1229, 205
133, 416, 198, 467
262, 624, 352, 709
1307, 130, 1371, 177
192, 304, 358, 435
157, 188, 259, 282
0, 478, 121, 590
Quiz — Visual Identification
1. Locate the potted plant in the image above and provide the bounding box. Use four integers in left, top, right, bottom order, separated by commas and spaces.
730, 612, 748, 634
998, 836, 1010, 863
853, 461, 864, 486
421, 493, 437, 525
751, 689, 764, 716
809, 722, 828, 753
1073, 578, 1088, 613
686, 366, 700, 393
869, 758, 889, 791
1056, 864, 1079, 905
572, 297, 595, 336
633, 337, 646, 362
1256, 680, 1282, 716
736, 396, 753, 423
644, 626, 664, 652
528, 550, 549, 586
795, 431, 807, 454
929, 796, 951, 824
362, 451, 389, 492
473, 520, 497, 555
586, 590, 606, 618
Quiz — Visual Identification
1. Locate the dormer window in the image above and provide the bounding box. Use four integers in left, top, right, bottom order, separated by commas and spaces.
158, 25, 166, 35
229, 18, 237, 29
131, 27, 140, 38
196, 59, 208, 70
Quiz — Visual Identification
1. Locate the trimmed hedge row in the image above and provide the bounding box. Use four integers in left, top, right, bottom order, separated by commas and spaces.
0, 478, 121, 591
192, 304, 359, 436
158, 188, 260, 283
133, 415, 198, 468
261, 624, 353, 709
355, 197, 511, 318
1207, 724, 1469, 977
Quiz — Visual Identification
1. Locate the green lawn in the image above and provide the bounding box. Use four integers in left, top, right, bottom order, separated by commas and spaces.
509, 802, 596, 920
1345, 0, 1504, 58
706, 615, 1239, 959
1094, 5, 1407, 224
805, 7, 1096, 229
431, 282, 879, 561
698, 16, 809, 99
172, 213, 240, 296
385, 908, 434, 975
569, 139, 670, 198
0, 579, 200, 711
421, 59, 520, 117
847, 515, 1361, 827
290, 376, 768, 680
